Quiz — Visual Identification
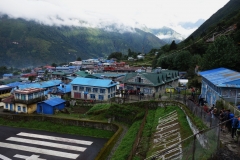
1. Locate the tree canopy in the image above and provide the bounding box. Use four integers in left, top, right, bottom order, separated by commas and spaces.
200, 36, 240, 70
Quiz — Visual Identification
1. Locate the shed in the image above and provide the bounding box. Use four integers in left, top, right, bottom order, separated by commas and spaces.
199, 67, 240, 106
37, 98, 65, 115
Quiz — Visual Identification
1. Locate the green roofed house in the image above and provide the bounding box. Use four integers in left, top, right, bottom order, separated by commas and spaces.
123, 70, 179, 95
74, 71, 98, 79
51, 71, 72, 79
70, 77, 117, 101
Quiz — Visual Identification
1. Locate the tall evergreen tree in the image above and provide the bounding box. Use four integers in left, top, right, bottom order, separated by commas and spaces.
169, 40, 177, 51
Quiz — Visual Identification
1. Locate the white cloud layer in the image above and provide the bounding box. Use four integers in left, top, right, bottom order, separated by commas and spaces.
0, 0, 230, 37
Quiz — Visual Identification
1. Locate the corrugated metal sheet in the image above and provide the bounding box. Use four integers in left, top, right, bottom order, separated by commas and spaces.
18, 80, 61, 89
57, 84, 71, 93
93, 73, 126, 78
70, 77, 116, 87
43, 97, 65, 106
3, 74, 13, 77
0, 85, 12, 91
199, 67, 240, 88
6, 82, 24, 87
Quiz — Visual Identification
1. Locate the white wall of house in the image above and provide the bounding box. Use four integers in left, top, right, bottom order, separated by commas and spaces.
15, 103, 28, 113
71, 85, 116, 101
3, 103, 15, 111
0, 102, 4, 108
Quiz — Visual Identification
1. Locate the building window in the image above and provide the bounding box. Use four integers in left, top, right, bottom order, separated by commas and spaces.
21, 94, 26, 100
93, 88, 98, 93
229, 90, 236, 97
238, 89, 240, 98
18, 106, 21, 111
135, 77, 143, 83
100, 89, 105, 93
34, 92, 39, 98
28, 93, 33, 100
221, 88, 228, 97
99, 95, 104, 100
90, 94, 95, 99
86, 87, 91, 93
6, 104, 8, 109
15, 93, 20, 99
79, 87, 84, 91
143, 88, 151, 94
23, 107, 26, 112
73, 86, 78, 91
108, 88, 110, 93
108, 95, 110, 99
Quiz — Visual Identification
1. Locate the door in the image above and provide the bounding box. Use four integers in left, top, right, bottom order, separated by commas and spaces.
10, 104, 13, 111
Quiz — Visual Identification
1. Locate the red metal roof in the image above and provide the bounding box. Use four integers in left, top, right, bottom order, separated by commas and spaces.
21, 73, 37, 78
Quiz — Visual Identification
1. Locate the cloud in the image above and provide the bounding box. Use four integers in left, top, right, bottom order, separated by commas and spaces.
0, 0, 230, 36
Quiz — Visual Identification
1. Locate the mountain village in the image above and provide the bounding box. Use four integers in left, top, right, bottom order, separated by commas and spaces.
1, 0, 240, 159
0, 56, 240, 115
1, 56, 240, 159
0, 57, 180, 114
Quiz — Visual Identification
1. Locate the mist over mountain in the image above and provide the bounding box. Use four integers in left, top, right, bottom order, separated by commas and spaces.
0, 15, 166, 68
179, 19, 205, 30
142, 27, 185, 44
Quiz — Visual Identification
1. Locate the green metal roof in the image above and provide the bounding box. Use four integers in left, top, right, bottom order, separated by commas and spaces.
123, 70, 179, 86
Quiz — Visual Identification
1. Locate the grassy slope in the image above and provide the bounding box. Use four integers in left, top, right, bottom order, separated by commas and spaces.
0, 117, 114, 139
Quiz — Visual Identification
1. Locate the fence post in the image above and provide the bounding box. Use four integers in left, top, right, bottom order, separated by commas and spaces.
192, 134, 196, 160
217, 124, 221, 150
210, 116, 212, 127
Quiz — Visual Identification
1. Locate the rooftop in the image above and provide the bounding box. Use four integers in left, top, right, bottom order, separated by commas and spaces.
199, 67, 240, 88
71, 77, 117, 87
14, 88, 44, 94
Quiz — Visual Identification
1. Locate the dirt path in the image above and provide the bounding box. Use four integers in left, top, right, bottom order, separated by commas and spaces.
107, 124, 128, 160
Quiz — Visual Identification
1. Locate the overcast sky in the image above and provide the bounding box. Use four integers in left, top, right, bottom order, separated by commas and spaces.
0, 0, 230, 37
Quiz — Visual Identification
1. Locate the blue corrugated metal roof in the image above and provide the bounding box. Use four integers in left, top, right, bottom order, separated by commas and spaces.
6, 82, 24, 87
199, 67, 240, 88
57, 84, 71, 93
3, 74, 13, 77
71, 77, 117, 87
43, 97, 65, 106
56, 67, 70, 69
68, 66, 76, 69
18, 80, 61, 89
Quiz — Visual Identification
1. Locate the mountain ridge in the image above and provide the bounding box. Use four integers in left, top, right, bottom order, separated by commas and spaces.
0, 15, 166, 68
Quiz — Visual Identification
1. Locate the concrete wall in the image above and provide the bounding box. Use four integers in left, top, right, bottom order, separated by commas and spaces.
0, 114, 119, 132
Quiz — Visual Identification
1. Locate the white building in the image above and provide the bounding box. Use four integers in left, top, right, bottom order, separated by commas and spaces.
70, 77, 117, 101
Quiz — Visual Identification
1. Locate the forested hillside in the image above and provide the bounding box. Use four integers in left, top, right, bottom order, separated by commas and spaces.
190, 0, 240, 39
0, 15, 165, 68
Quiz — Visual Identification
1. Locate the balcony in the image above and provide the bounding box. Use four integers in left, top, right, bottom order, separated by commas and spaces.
14, 96, 45, 104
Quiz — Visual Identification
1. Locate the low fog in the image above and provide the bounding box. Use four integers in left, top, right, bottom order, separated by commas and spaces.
0, 0, 229, 37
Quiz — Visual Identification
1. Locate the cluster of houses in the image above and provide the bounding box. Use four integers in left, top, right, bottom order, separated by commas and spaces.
0, 57, 240, 115
0, 58, 180, 115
